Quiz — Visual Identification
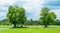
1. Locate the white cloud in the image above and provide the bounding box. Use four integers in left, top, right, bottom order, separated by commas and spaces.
19, 0, 45, 12
19, 0, 45, 3
51, 9, 60, 19
0, 0, 17, 20
0, 0, 16, 6
18, 0, 45, 20
0, 12, 7, 20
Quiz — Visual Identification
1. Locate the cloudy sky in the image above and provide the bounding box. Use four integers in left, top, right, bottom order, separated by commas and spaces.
0, 0, 60, 20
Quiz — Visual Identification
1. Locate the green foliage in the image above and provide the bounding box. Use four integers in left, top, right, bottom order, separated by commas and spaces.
0, 19, 10, 25
39, 7, 50, 26
54, 19, 60, 25
46, 12, 56, 25
7, 6, 26, 27
39, 7, 56, 27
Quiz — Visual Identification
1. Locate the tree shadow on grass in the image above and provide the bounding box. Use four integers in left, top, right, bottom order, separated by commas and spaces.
9, 27, 28, 29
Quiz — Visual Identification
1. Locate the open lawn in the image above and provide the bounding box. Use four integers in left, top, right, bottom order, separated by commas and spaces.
0, 25, 60, 33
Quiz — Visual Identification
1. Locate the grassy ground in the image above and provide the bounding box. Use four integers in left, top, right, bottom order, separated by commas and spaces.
0, 25, 60, 33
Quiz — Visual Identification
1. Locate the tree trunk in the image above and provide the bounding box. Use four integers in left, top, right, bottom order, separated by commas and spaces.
45, 24, 48, 28
13, 23, 16, 28
44, 21, 48, 28
20, 25, 23, 28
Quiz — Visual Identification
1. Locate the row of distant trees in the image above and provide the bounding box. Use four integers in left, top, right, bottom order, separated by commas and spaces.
0, 6, 60, 28
0, 19, 60, 25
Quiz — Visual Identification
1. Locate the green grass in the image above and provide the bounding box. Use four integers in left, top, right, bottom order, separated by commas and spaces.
0, 25, 60, 33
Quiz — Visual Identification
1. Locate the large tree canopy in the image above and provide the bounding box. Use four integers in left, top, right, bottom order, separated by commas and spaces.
7, 6, 26, 27
46, 12, 56, 25
39, 7, 56, 27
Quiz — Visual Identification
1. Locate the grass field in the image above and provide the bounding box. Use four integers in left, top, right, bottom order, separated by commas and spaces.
0, 25, 60, 33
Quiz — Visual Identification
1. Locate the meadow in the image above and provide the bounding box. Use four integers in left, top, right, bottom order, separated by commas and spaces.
0, 25, 60, 33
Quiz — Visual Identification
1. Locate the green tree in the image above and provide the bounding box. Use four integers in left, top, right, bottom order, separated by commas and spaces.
39, 7, 56, 28
46, 12, 56, 25
0, 19, 10, 25
30, 19, 33, 25
39, 7, 49, 27
54, 19, 60, 25
7, 6, 26, 27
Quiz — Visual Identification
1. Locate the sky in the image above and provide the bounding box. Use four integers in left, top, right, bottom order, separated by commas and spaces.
0, 0, 60, 20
